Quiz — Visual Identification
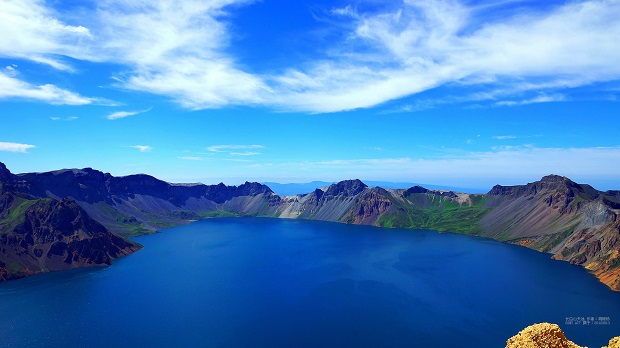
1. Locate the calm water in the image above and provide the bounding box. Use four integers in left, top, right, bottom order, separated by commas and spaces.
1, 217, 619, 347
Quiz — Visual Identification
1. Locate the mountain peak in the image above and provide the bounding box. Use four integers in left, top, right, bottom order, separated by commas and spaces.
0, 162, 12, 182
325, 179, 367, 197
540, 174, 570, 183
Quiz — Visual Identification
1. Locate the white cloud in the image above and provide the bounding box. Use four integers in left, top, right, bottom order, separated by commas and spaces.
207, 144, 264, 156
331, 5, 356, 17
128, 145, 152, 152
0, 0, 93, 71
50, 116, 78, 121
107, 107, 152, 120
1, 0, 619, 112
0, 72, 95, 105
99, 0, 267, 109
493, 135, 518, 140
0, 0, 264, 107
495, 93, 567, 106
268, 0, 620, 112
0, 141, 36, 153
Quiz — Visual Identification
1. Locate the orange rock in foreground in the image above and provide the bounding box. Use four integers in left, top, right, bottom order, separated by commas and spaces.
506, 323, 582, 348
603, 336, 620, 348
507, 323, 620, 348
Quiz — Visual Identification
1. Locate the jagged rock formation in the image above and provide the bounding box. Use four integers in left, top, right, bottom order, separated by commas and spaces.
604, 336, 620, 348
2, 162, 620, 290
505, 323, 582, 348
506, 323, 620, 348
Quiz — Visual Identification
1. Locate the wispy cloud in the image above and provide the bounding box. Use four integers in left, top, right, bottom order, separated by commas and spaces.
0, 72, 96, 105
268, 0, 620, 112
128, 145, 152, 152
492, 135, 541, 140
98, 0, 266, 109
0, 1, 93, 71
50, 116, 78, 121
207, 144, 264, 156
107, 107, 152, 120
331, 5, 357, 17
495, 93, 568, 107
1, 1, 619, 112
0, 141, 35, 153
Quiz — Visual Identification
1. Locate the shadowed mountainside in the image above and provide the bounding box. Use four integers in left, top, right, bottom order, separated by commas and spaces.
10, 165, 280, 236
0, 163, 139, 280
1, 162, 619, 290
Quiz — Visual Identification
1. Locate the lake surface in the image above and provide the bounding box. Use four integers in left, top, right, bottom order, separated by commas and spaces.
1, 217, 619, 347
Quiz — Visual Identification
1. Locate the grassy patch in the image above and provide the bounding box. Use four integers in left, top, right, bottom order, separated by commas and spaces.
198, 210, 241, 218
0, 198, 40, 234
375, 196, 491, 235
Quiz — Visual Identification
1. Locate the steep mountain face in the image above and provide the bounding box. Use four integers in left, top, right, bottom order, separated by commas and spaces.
0, 166, 139, 281
11, 166, 279, 236
479, 175, 620, 289
276, 180, 367, 221
2, 162, 619, 291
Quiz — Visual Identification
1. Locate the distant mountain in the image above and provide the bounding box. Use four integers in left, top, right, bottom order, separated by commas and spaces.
263, 180, 484, 196
262, 181, 334, 196
1, 162, 619, 292
364, 181, 486, 193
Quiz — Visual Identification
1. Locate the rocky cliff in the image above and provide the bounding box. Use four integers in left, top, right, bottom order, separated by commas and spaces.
0, 178, 139, 280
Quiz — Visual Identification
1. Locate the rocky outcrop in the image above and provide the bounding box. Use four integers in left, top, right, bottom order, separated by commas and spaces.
506, 323, 620, 348
603, 336, 620, 348
0, 162, 12, 182
505, 323, 582, 348
324, 179, 367, 197
404, 185, 458, 198
342, 187, 394, 225
0, 196, 139, 281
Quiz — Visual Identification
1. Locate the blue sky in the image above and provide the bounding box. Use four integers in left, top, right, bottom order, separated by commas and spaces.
1, 0, 619, 191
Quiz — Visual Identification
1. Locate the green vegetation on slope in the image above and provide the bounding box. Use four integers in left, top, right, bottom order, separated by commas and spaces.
376, 194, 491, 234
0, 197, 43, 234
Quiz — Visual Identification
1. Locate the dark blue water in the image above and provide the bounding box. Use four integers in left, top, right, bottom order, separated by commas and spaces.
1, 218, 619, 347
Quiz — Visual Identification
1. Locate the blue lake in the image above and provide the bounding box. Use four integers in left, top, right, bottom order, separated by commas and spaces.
1, 217, 619, 347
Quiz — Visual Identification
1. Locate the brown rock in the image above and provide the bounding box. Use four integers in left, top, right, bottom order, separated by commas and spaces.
603, 336, 620, 348
506, 323, 583, 348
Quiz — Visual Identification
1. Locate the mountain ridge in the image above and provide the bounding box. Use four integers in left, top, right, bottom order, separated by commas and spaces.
1, 162, 619, 291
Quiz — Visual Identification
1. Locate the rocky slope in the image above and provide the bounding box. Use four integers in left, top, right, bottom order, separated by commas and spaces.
0, 164, 139, 280
2, 162, 619, 290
